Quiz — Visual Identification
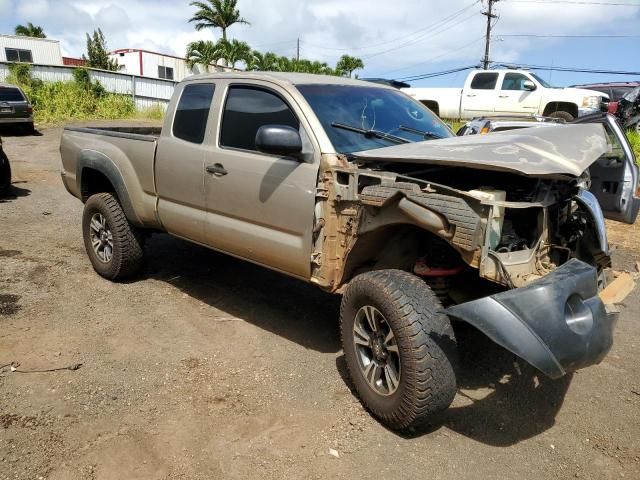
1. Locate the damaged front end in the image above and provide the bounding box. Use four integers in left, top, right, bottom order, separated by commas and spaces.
312, 117, 638, 378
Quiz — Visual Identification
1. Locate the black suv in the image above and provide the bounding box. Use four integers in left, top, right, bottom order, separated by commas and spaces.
0, 83, 34, 132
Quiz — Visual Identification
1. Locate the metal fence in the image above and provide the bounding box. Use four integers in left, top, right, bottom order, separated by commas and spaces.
0, 62, 178, 109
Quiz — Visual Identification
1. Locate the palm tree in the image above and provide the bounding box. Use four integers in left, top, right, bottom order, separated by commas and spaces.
247, 50, 279, 71
14, 22, 46, 38
186, 40, 221, 71
216, 39, 252, 69
336, 55, 364, 78
189, 0, 249, 41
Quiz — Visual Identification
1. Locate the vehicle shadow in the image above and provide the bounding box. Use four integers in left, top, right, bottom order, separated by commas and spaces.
143, 234, 571, 444
0, 126, 43, 137
337, 323, 572, 445
143, 233, 341, 354
0, 184, 31, 202
418, 324, 571, 445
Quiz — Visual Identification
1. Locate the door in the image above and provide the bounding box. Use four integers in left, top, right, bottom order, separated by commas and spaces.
155, 82, 216, 244
495, 72, 542, 115
204, 83, 320, 278
574, 114, 640, 224
460, 72, 500, 117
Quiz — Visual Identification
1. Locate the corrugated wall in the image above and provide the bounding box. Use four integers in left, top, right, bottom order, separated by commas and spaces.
0, 62, 176, 109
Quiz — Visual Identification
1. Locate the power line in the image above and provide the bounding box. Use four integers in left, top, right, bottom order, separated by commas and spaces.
375, 35, 485, 78
360, 9, 480, 60
300, 0, 481, 53
506, 0, 640, 5
497, 33, 640, 37
399, 65, 479, 82
492, 61, 640, 75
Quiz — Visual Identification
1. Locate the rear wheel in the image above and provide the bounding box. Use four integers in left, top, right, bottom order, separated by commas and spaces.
548, 110, 574, 122
82, 193, 144, 280
340, 269, 458, 430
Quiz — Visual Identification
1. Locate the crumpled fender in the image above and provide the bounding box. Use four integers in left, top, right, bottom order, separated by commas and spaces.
447, 259, 617, 379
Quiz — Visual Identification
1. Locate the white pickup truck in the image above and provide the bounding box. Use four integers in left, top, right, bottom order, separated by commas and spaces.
403, 69, 607, 120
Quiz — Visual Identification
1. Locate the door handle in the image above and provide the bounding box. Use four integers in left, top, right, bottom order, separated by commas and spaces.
466, 94, 477, 97
206, 163, 228, 177
498, 95, 509, 98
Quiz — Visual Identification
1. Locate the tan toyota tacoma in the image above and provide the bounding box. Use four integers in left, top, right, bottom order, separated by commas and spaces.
60, 73, 639, 430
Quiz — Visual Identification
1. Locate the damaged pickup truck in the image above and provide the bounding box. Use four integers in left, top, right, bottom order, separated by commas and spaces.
60, 73, 640, 430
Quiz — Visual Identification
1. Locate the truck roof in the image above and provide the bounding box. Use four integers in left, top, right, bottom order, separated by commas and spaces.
183, 71, 394, 88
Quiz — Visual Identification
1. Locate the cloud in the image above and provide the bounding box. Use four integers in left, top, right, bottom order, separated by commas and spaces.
1, 0, 638, 77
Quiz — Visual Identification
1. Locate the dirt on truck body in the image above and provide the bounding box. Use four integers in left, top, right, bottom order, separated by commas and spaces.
59, 72, 640, 431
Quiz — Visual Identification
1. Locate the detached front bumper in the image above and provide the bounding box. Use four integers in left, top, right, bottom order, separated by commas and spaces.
448, 259, 617, 379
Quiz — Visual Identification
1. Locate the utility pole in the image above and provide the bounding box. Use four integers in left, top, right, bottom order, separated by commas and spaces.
482, 0, 499, 70
296, 38, 300, 61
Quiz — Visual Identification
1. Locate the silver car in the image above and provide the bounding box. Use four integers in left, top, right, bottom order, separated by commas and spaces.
0, 83, 34, 132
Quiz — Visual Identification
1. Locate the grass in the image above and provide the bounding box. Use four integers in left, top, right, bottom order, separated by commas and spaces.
627, 130, 640, 162
5, 64, 164, 126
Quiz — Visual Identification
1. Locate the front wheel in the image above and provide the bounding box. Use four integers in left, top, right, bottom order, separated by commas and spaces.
82, 193, 144, 280
340, 270, 458, 430
548, 110, 575, 122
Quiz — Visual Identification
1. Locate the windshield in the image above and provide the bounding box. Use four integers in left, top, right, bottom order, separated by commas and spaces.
0, 87, 25, 102
530, 73, 554, 89
296, 84, 453, 154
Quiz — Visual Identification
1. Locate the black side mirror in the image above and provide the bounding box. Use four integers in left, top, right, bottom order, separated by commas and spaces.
255, 125, 303, 157
522, 80, 537, 91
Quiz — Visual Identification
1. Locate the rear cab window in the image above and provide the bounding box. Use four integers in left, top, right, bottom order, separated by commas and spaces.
470, 73, 499, 90
0, 87, 26, 102
172, 83, 215, 144
219, 86, 299, 152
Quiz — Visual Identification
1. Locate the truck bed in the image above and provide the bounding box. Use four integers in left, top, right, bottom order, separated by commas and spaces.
64, 125, 161, 142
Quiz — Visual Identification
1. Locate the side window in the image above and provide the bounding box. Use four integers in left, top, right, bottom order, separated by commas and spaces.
172, 83, 215, 144
220, 86, 299, 151
501, 73, 531, 91
470, 73, 499, 90
612, 87, 629, 100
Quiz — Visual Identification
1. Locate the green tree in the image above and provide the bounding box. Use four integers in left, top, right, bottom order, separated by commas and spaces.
14, 22, 46, 38
83, 29, 118, 71
247, 50, 279, 71
186, 40, 220, 71
215, 39, 252, 69
336, 54, 364, 78
189, 0, 250, 41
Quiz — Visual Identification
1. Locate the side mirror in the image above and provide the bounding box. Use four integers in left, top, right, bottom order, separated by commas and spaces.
523, 80, 537, 91
255, 125, 303, 157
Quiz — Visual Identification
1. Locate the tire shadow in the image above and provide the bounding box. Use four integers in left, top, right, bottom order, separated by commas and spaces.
0, 184, 31, 202
443, 323, 572, 446
0, 125, 42, 137
142, 233, 341, 354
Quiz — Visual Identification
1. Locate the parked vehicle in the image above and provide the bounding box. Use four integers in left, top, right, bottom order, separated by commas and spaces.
403, 69, 608, 120
609, 86, 640, 133
0, 83, 34, 132
456, 115, 565, 136
60, 72, 638, 430
0, 138, 10, 196
571, 81, 639, 102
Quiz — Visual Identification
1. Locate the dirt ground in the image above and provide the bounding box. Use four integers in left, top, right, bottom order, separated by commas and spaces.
1, 125, 639, 480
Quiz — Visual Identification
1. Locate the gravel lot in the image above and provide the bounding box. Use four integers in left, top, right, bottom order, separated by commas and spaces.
1, 125, 639, 480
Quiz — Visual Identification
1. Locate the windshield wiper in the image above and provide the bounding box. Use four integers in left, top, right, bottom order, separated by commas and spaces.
398, 125, 445, 139
331, 122, 410, 145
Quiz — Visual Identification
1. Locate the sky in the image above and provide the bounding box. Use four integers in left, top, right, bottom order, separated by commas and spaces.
1, 0, 639, 87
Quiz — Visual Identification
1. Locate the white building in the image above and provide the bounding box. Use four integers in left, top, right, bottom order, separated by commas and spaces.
0, 34, 63, 65
110, 48, 207, 82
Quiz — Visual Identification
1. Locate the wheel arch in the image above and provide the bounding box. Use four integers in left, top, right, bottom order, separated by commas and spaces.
419, 100, 440, 117
77, 152, 140, 225
542, 101, 579, 118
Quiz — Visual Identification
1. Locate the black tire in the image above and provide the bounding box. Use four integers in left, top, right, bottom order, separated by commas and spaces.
548, 110, 574, 122
340, 269, 458, 430
0, 150, 10, 197
82, 193, 144, 280
23, 122, 35, 134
